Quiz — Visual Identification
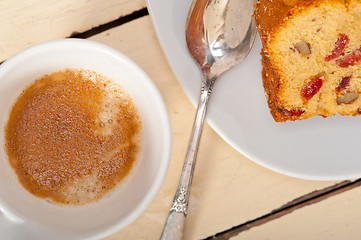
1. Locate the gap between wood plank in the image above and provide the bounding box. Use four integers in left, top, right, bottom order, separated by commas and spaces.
70, 7, 148, 39
0, 8, 149, 66
204, 179, 361, 240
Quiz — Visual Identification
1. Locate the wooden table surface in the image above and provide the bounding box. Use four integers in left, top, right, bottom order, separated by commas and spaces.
2, 0, 361, 239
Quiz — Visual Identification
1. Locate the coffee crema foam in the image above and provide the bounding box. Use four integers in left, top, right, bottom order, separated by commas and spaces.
4, 69, 142, 205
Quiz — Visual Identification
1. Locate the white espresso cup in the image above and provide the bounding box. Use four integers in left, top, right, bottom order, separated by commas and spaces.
0, 39, 171, 239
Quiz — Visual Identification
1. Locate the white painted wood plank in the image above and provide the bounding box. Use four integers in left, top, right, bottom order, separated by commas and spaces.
0, 0, 146, 62
230, 185, 361, 240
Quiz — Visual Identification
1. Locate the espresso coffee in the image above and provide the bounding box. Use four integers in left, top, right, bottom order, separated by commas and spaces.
4, 69, 142, 205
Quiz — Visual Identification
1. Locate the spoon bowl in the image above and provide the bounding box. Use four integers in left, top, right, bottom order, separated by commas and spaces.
186, 0, 256, 78
160, 0, 256, 239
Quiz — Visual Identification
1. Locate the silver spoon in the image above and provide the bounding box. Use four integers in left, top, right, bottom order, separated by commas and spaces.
160, 0, 257, 239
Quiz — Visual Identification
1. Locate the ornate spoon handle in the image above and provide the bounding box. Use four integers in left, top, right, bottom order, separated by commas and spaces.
160, 72, 216, 240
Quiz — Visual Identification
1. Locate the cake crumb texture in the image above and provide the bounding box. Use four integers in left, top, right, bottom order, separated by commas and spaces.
255, 0, 361, 122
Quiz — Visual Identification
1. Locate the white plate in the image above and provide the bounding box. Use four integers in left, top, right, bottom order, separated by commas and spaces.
146, 0, 361, 180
